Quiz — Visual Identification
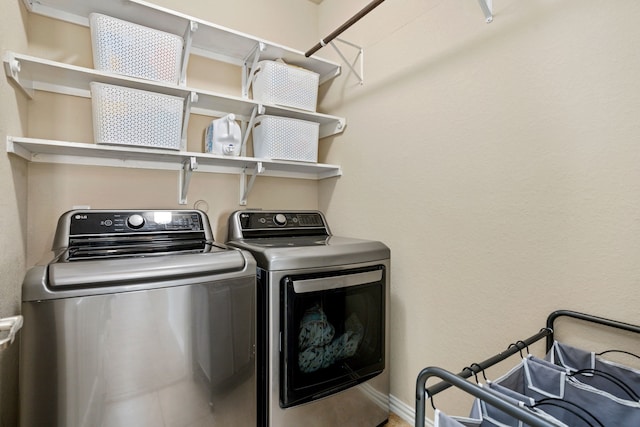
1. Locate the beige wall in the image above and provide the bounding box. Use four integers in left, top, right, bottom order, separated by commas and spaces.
0, 1, 28, 425
5, 0, 640, 424
318, 0, 640, 419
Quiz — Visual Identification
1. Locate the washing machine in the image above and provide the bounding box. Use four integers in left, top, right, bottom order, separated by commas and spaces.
226, 210, 390, 427
20, 209, 257, 427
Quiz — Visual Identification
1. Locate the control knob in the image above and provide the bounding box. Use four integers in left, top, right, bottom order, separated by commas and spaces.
274, 213, 287, 226
127, 214, 145, 229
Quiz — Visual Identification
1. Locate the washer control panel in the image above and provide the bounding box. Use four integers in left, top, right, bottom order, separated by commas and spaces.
68, 210, 204, 235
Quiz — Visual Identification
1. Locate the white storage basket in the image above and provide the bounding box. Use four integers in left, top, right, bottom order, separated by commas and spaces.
252, 115, 319, 162
252, 61, 319, 112
90, 82, 184, 150
90, 13, 183, 84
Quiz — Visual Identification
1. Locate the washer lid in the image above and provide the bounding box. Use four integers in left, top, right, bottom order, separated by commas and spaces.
227, 235, 390, 270
23, 249, 253, 301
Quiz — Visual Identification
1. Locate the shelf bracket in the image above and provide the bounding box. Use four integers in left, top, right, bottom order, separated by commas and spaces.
242, 42, 266, 98
477, 0, 493, 23
3, 53, 34, 99
239, 161, 265, 206
239, 105, 260, 157
181, 92, 197, 150
179, 156, 198, 205
180, 20, 198, 85
329, 38, 364, 85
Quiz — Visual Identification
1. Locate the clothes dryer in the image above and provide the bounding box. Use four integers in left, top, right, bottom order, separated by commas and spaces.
227, 210, 390, 427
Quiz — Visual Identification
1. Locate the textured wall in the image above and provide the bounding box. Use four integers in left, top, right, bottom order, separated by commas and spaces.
8, 0, 640, 424
0, 2, 28, 425
317, 0, 640, 419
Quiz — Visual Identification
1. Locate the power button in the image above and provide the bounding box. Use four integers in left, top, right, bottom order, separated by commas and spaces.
127, 214, 145, 229
274, 213, 287, 226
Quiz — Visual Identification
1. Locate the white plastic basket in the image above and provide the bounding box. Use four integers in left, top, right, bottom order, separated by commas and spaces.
252, 61, 319, 112
252, 115, 319, 162
90, 13, 183, 84
90, 82, 184, 150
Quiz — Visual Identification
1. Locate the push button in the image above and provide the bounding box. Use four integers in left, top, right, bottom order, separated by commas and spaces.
127, 214, 145, 229
274, 213, 287, 226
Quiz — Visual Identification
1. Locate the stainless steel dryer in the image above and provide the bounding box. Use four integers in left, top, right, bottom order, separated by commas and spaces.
20, 209, 257, 427
226, 210, 390, 427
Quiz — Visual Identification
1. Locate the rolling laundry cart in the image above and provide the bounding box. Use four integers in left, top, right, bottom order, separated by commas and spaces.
415, 310, 640, 427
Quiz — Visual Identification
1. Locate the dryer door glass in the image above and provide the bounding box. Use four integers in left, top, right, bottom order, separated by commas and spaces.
280, 265, 385, 408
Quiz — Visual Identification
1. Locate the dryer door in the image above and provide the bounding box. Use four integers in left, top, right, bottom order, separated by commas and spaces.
280, 265, 386, 408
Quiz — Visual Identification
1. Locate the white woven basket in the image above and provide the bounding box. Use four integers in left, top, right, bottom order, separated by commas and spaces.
252, 61, 319, 112
90, 13, 183, 84
252, 115, 319, 162
91, 82, 184, 150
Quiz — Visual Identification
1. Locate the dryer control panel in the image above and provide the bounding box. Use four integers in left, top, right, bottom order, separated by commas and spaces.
228, 210, 330, 239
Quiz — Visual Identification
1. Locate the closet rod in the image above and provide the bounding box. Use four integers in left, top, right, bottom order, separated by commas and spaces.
415, 366, 556, 427
305, 0, 385, 57
546, 309, 640, 352
424, 327, 552, 398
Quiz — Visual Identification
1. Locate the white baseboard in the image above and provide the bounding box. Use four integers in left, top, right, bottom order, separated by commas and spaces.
390, 394, 433, 427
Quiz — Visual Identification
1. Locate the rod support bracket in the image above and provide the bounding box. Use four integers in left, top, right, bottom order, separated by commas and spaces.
330, 38, 364, 85
478, 0, 493, 23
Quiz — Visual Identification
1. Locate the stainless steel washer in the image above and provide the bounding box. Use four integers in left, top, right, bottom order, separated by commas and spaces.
20, 209, 257, 427
227, 210, 390, 427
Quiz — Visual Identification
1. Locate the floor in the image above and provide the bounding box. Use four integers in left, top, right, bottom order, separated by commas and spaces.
388, 412, 411, 427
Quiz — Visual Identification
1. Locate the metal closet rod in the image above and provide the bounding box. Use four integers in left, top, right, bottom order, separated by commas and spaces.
305, 0, 386, 57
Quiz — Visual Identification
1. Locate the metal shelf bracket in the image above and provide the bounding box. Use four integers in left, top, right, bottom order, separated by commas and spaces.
330, 38, 364, 85
477, 0, 493, 23
3, 53, 34, 99
181, 92, 197, 149
180, 20, 198, 85
179, 156, 198, 205
239, 105, 261, 157
242, 42, 266, 98
240, 161, 265, 205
